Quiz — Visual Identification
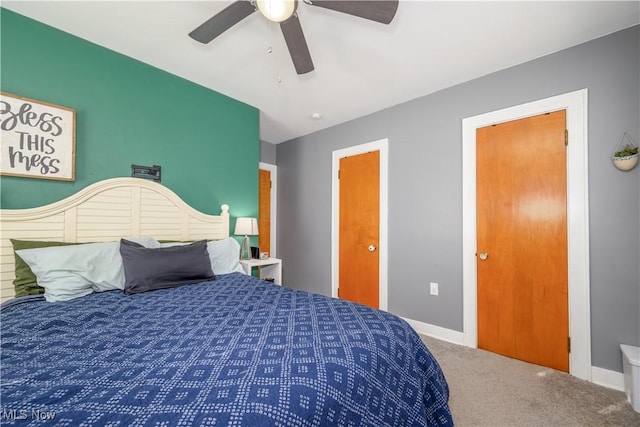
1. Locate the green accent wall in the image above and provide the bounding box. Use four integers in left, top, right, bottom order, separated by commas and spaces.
0, 9, 259, 220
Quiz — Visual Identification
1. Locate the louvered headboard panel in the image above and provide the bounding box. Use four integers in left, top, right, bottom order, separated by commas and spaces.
0, 178, 230, 302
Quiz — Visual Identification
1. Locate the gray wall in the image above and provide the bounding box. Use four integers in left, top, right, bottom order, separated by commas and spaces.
260, 140, 277, 165
276, 25, 639, 373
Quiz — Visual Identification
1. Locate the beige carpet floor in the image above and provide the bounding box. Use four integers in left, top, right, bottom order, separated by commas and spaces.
421, 335, 640, 426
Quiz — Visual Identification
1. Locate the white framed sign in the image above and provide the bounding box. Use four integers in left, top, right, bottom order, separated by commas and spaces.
0, 92, 76, 181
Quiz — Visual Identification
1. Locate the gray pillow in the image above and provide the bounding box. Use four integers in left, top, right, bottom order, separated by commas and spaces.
120, 239, 214, 295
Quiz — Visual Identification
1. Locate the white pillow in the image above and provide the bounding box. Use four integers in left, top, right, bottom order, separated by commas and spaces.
207, 238, 245, 275
159, 237, 243, 275
158, 241, 192, 247
16, 237, 159, 302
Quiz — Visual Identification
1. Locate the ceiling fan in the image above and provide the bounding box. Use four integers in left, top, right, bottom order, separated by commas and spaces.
189, 0, 399, 75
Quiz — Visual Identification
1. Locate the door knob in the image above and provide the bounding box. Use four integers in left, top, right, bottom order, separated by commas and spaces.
479, 252, 489, 260
368, 245, 377, 252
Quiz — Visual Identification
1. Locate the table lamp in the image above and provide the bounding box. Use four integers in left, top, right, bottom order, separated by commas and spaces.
234, 217, 258, 260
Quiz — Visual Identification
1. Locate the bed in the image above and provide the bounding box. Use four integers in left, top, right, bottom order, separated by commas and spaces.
0, 178, 452, 426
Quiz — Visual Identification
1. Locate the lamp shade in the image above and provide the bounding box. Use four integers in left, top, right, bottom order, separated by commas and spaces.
234, 217, 259, 236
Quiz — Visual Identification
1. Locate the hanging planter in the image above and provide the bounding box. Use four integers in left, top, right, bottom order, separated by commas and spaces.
612, 132, 639, 171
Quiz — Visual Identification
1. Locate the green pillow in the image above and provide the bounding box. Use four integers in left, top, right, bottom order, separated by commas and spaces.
10, 239, 79, 297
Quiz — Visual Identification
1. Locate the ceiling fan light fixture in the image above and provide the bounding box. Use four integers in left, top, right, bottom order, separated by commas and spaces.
256, 0, 297, 22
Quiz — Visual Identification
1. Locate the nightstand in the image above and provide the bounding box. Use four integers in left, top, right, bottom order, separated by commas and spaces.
239, 258, 282, 285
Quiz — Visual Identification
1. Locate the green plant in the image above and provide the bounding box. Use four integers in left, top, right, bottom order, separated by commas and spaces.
614, 144, 639, 158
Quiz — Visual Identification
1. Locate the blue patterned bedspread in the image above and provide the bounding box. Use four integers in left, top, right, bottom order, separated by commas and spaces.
1, 273, 452, 426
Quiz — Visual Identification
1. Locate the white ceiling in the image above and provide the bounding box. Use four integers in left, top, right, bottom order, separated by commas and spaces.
4, 1, 639, 144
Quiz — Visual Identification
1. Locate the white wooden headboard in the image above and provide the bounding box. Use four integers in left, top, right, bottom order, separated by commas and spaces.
0, 177, 230, 302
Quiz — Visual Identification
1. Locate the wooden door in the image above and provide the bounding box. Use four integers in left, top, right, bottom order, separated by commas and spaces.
476, 110, 569, 372
258, 169, 271, 256
339, 151, 380, 309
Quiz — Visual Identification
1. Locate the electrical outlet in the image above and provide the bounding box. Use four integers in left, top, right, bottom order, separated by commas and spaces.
430, 282, 439, 296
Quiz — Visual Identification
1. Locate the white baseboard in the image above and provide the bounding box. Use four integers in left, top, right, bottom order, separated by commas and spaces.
592, 366, 625, 391
402, 317, 465, 345
402, 316, 626, 393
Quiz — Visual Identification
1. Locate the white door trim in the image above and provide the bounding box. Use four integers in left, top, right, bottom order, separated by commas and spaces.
462, 89, 591, 380
259, 162, 277, 258
331, 139, 389, 311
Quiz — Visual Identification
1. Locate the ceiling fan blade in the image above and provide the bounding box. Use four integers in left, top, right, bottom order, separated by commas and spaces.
308, 0, 398, 24
280, 15, 314, 75
189, 0, 256, 44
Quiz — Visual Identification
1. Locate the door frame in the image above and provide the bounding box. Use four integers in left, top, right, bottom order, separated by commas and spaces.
331, 138, 389, 311
462, 89, 591, 380
259, 162, 277, 257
